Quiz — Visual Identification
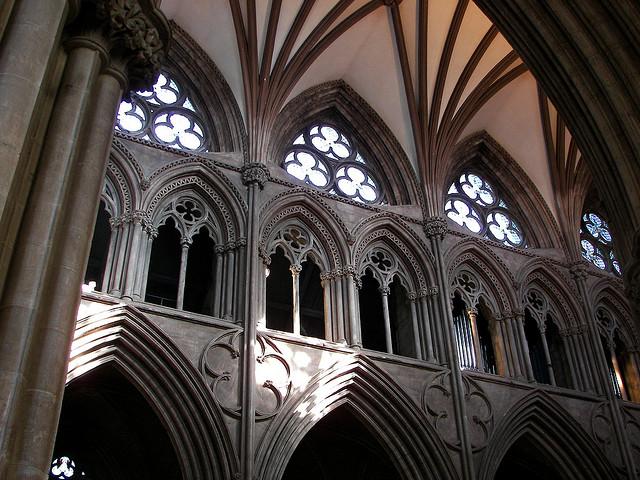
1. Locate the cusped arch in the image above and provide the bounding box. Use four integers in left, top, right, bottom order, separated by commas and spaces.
591, 279, 638, 347
260, 191, 349, 270
517, 259, 583, 330
352, 214, 435, 293
143, 168, 245, 244
445, 238, 516, 313
68, 304, 238, 479
446, 132, 563, 249
255, 355, 458, 480
270, 80, 421, 206
477, 391, 615, 480
107, 141, 142, 214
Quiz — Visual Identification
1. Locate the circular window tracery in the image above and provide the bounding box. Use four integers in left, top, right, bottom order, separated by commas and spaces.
283, 124, 382, 204
580, 212, 621, 275
50, 456, 88, 479
116, 72, 208, 152
445, 173, 525, 247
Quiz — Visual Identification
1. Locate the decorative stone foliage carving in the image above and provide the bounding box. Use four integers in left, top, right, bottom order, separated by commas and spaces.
241, 163, 270, 188
422, 370, 494, 451
424, 216, 448, 240
200, 329, 291, 421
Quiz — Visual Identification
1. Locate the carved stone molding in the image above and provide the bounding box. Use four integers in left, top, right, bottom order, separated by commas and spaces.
68, 0, 171, 92
200, 329, 291, 421
424, 216, 448, 240
421, 370, 494, 452
591, 402, 624, 471
241, 163, 270, 188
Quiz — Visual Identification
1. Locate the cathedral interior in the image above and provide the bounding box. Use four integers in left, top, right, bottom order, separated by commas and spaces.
1, 1, 640, 479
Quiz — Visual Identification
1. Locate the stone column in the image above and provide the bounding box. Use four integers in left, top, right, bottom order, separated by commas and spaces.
409, 292, 424, 361
290, 263, 302, 335
176, 238, 191, 310
560, 328, 582, 390
538, 323, 556, 386
320, 272, 333, 341
212, 245, 224, 317
424, 216, 474, 480
515, 311, 534, 381
239, 163, 269, 480
380, 286, 393, 354
0, 2, 169, 477
223, 242, 236, 320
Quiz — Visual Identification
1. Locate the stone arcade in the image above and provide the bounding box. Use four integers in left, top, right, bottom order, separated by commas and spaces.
1, 1, 640, 479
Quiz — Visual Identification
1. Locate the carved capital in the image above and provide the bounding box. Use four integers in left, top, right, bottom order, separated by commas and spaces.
68, 0, 171, 92
428, 286, 439, 296
241, 163, 270, 188
289, 264, 302, 275
379, 286, 391, 296
423, 216, 448, 240
568, 260, 589, 282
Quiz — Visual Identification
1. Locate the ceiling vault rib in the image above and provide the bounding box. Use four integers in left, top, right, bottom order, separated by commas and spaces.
389, 2, 426, 184
428, 0, 469, 156
228, 0, 252, 123
417, 0, 428, 129
272, 1, 381, 119
438, 25, 499, 140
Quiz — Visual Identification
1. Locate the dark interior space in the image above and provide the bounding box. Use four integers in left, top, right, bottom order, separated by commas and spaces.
476, 303, 497, 374
389, 277, 414, 357
359, 269, 385, 352
145, 218, 181, 308
525, 309, 550, 384
266, 247, 293, 332
282, 406, 401, 480
546, 315, 572, 388
51, 366, 182, 480
452, 293, 475, 369
495, 436, 564, 480
299, 258, 324, 339
84, 200, 111, 291
183, 227, 215, 315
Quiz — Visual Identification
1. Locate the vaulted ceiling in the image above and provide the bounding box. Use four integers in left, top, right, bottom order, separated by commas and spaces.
158, 0, 588, 225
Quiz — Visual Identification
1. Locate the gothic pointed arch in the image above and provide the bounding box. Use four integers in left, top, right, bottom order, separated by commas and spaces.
143, 167, 245, 244
478, 391, 615, 479
259, 191, 350, 270
68, 304, 238, 479
352, 214, 435, 293
445, 238, 517, 314
592, 281, 638, 348
516, 259, 582, 330
446, 132, 563, 249
109, 139, 143, 212
254, 355, 458, 480
269, 81, 421, 206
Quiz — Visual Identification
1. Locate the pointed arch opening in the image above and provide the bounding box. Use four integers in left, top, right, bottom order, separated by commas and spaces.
494, 435, 565, 480
52, 365, 182, 479
282, 405, 400, 480
83, 200, 111, 292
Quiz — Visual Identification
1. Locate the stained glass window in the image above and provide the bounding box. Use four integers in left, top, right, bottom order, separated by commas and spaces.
50, 456, 88, 479
580, 212, 621, 275
116, 71, 208, 152
283, 124, 382, 204
445, 173, 525, 247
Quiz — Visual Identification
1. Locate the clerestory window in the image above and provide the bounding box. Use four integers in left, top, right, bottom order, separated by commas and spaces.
445, 172, 525, 247
282, 124, 382, 204
580, 212, 621, 276
116, 71, 208, 152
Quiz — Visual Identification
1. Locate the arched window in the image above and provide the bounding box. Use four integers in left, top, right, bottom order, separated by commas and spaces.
116, 71, 209, 151
597, 307, 635, 399
358, 248, 417, 358
445, 172, 525, 247
282, 124, 382, 204
523, 289, 572, 388
265, 226, 326, 340
450, 271, 498, 374
145, 196, 221, 316
580, 211, 622, 275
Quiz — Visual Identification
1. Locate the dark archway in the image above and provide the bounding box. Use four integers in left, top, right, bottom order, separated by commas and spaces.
282, 406, 400, 480
494, 435, 563, 480
145, 218, 181, 307
52, 365, 182, 480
